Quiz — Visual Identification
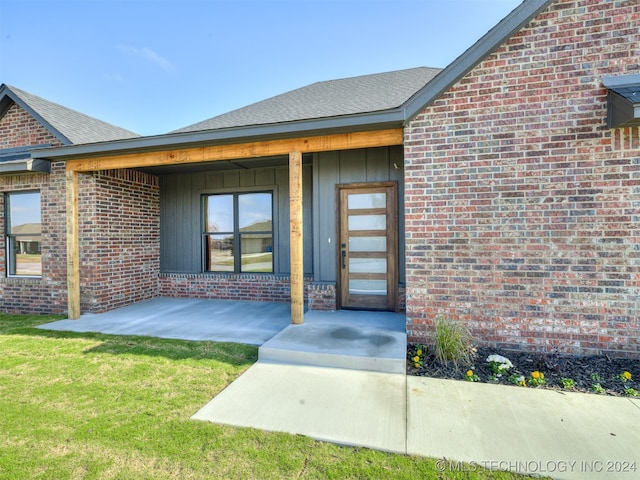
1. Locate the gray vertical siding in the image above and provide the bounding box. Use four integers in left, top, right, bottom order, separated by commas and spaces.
160, 164, 312, 274
312, 146, 405, 284
160, 146, 403, 282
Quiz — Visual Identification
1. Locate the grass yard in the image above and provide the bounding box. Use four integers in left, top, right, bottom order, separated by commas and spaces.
0, 314, 534, 479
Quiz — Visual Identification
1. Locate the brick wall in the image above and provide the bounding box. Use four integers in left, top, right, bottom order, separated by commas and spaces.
308, 282, 337, 310
160, 273, 313, 304
0, 102, 63, 148
0, 164, 68, 314
78, 169, 160, 312
404, 0, 639, 357
0, 104, 67, 314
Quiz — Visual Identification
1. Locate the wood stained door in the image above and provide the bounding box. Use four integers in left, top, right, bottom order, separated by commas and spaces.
337, 182, 397, 311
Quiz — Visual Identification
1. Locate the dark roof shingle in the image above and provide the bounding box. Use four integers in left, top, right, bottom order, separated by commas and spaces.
1, 85, 139, 144
173, 67, 441, 133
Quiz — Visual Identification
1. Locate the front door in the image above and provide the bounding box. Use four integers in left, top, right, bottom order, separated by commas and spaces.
338, 182, 397, 311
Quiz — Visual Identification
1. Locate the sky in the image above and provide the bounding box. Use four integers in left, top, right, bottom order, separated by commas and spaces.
0, 0, 522, 137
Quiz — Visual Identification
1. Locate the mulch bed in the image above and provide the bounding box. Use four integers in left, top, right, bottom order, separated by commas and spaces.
408, 344, 640, 397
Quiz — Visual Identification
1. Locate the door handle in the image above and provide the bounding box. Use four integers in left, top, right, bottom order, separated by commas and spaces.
341, 250, 346, 269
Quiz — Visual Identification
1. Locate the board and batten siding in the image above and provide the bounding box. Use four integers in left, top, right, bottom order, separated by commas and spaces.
160, 146, 404, 286
312, 146, 405, 285
160, 164, 313, 274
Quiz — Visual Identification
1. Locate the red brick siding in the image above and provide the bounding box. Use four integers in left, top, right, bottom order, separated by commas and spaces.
0, 103, 63, 148
160, 273, 312, 304
78, 170, 160, 312
0, 163, 68, 314
308, 282, 337, 310
404, 0, 640, 357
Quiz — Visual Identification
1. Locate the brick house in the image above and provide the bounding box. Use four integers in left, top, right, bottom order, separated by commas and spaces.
0, 85, 139, 313
1, 0, 638, 357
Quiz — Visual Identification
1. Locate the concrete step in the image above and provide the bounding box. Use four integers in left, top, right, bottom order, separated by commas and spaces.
258, 310, 407, 374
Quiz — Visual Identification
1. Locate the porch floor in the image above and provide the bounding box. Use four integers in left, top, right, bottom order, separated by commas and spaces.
38, 298, 407, 373
38, 297, 293, 346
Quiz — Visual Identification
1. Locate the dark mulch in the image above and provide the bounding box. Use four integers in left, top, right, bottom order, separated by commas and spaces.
408, 344, 640, 397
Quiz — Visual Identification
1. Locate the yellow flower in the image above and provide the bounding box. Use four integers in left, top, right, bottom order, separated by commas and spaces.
414, 362, 420, 368
416, 349, 423, 356
413, 356, 420, 362
466, 370, 474, 377
622, 371, 632, 381
531, 371, 541, 379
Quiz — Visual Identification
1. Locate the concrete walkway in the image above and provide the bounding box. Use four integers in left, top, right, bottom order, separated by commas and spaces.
193, 362, 640, 479
37, 298, 640, 479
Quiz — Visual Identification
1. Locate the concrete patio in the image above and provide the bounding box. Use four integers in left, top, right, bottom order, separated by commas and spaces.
37, 297, 640, 479
38, 298, 407, 371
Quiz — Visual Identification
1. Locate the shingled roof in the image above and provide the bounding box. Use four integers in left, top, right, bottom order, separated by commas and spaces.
0, 84, 139, 145
173, 67, 442, 133
31, 0, 553, 162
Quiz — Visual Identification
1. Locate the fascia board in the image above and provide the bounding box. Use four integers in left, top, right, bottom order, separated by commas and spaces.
30, 109, 405, 161
0, 158, 51, 174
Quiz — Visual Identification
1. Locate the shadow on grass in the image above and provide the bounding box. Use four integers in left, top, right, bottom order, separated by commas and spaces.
0, 314, 257, 365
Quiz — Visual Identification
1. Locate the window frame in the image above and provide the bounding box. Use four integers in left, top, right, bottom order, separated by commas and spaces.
202, 190, 275, 274
5, 190, 43, 278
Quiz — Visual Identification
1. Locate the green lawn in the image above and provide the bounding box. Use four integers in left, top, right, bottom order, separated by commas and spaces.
0, 314, 534, 479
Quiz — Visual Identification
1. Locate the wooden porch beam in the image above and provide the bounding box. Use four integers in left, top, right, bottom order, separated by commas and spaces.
65, 129, 403, 172
289, 150, 304, 325
66, 169, 81, 320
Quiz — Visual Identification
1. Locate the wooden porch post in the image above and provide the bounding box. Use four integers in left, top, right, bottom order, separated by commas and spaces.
289, 151, 304, 324
66, 169, 81, 320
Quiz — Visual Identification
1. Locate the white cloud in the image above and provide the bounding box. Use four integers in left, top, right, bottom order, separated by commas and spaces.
117, 45, 174, 72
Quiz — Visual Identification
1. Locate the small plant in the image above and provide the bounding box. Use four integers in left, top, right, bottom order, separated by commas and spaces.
624, 387, 639, 397
618, 371, 632, 382
509, 374, 526, 387
560, 377, 576, 390
486, 354, 513, 379
410, 345, 425, 369
590, 372, 601, 382
528, 371, 546, 387
591, 383, 605, 394
465, 369, 479, 382
431, 318, 476, 368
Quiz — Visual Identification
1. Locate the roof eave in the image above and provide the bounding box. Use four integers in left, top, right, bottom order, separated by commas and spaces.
603, 75, 640, 128
31, 109, 406, 161
0, 158, 51, 175
606, 91, 640, 128
0, 84, 72, 145
402, 0, 553, 122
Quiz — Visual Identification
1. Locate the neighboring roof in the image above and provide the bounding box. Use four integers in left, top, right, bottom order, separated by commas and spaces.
603, 74, 640, 128
0, 84, 139, 145
12, 223, 42, 236
32, 0, 553, 162
173, 67, 442, 133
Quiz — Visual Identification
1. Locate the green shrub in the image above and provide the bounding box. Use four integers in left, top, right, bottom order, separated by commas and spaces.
431, 317, 476, 368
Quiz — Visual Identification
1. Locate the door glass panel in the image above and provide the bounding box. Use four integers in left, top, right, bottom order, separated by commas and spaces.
348, 214, 386, 231
349, 236, 387, 252
205, 234, 234, 271
349, 257, 386, 273
240, 233, 273, 273
348, 193, 386, 209
349, 279, 387, 295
